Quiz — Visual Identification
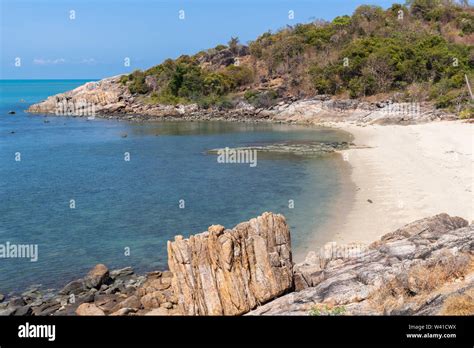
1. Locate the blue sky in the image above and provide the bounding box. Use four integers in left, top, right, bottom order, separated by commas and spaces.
0, 0, 396, 79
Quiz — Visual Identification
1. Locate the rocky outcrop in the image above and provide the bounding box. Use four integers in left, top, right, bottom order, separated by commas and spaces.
248, 213, 473, 315
26, 77, 456, 124
167, 212, 293, 315
27, 76, 130, 116
1, 213, 472, 316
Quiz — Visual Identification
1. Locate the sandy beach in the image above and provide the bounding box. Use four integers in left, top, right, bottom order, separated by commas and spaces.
329, 120, 473, 246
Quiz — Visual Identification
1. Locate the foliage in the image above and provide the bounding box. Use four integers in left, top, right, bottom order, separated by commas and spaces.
309, 305, 346, 316
244, 89, 278, 108
120, 0, 473, 114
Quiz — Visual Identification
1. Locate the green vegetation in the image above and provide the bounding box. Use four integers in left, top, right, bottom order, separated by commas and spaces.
121, 1, 473, 115
309, 305, 347, 316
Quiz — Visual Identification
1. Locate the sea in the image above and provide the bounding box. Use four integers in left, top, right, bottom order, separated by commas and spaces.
0, 80, 352, 294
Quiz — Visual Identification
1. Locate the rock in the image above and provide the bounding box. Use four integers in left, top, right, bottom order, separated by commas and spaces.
0, 294, 4, 303
8, 111, 15, 114
60, 279, 85, 295
140, 291, 166, 309
144, 307, 169, 316
118, 295, 141, 310
110, 307, 137, 316
32, 301, 61, 316
248, 214, 473, 315
75, 303, 105, 316
14, 305, 32, 316
168, 212, 293, 315
84, 264, 110, 289
161, 302, 173, 309
110, 267, 134, 279
94, 294, 120, 313
8, 297, 26, 307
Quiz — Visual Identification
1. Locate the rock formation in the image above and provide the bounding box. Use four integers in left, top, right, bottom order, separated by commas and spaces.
26, 78, 456, 125
167, 212, 293, 315
248, 213, 473, 315
0, 213, 472, 316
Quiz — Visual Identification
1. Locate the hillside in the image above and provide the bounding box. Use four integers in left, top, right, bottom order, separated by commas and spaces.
121, 0, 473, 115
28, 1, 474, 120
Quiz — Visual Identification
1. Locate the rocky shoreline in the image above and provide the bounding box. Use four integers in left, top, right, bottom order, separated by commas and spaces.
1, 212, 472, 316
26, 76, 458, 126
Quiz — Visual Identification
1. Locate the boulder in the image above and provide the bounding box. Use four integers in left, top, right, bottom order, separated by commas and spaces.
248, 214, 473, 315
168, 212, 293, 315
84, 264, 110, 289
60, 279, 85, 295
144, 307, 169, 316
75, 303, 105, 316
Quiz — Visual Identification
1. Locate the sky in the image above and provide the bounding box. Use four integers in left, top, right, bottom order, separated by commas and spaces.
0, 0, 396, 79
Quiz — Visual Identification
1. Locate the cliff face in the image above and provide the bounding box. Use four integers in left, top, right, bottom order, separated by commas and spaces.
167, 212, 293, 315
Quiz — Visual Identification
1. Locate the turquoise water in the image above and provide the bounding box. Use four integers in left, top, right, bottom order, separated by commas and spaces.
0, 80, 350, 294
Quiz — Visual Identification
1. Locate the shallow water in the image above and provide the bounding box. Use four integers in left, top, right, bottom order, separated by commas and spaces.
0, 80, 351, 294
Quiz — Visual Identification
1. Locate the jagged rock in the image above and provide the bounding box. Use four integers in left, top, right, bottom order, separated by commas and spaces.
248, 214, 473, 315
110, 307, 137, 316
60, 279, 85, 295
140, 291, 166, 309
32, 301, 61, 316
75, 303, 105, 316
0, 294, 4, 302
117, 295, 141, 310
14, 305, 32, 316
167, 212, 293, 315
144, 307, 169, 316
84, 264, 110, 289
110, 267, 134, 280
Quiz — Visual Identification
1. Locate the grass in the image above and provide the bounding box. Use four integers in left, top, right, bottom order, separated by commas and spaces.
369, 253, 472, 313
309, 304, 346, 316
440, 288, 474, 315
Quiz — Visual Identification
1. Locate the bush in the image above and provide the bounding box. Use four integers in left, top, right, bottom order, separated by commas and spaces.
128, 70, 149, 94
244, 89, 278, 108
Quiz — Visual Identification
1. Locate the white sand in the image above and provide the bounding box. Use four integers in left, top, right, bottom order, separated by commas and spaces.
330, 121, 474, 245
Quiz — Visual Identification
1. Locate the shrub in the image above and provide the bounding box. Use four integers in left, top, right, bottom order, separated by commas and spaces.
309, 304, 346, 316
128, 70, 149, 94
440, 289, 474, 315
244, 89, 278, 108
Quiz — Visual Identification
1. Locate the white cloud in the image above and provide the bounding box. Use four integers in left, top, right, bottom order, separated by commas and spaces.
33, 58, 66, 65
81, 58, 96, 64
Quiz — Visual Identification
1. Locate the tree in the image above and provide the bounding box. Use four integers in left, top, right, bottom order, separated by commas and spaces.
228, 37, 240, 55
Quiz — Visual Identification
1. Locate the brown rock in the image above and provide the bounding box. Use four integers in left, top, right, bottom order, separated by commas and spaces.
144, 307, 169, 316
167, 212, 293, 315
140, 291, 166, 309
84, 264, 110, 289
75, 303, 105, 316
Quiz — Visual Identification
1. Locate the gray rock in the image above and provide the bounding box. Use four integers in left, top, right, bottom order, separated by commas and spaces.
14, 305, 32, 316
249, 214, 473, 315
60, 279, 85, 295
